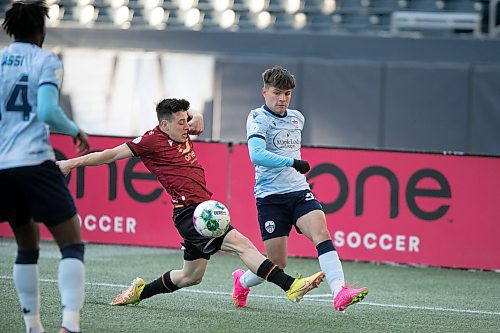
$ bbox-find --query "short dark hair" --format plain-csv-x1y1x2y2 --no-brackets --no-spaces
262,66,296,90
156,98,190,122
2,1,48,40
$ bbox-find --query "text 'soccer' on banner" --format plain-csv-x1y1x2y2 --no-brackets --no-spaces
1,135,499,270
229,144,500,271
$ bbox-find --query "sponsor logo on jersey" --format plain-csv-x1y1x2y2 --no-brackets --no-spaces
272,129,301,151
132,136,142,144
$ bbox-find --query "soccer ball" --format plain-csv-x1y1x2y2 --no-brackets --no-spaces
193,200,231,238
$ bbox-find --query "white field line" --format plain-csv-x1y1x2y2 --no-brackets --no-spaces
1,275,500,316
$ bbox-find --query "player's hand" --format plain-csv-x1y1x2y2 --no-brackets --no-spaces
188,114,204,135
56,160,72,176
292,159,310,174
74,130,90,154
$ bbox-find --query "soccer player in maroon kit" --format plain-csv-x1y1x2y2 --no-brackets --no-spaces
57,98,324,306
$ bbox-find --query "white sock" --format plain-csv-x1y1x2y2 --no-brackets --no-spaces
318,251,345,297
58,258,85,332
62,311,81,332
240,270,265,289
13,264,44,333
23,314,44,333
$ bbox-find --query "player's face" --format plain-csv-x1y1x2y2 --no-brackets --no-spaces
163,111,190,142
262,85,292,115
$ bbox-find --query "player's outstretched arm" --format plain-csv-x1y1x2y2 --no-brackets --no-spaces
56,143,133,176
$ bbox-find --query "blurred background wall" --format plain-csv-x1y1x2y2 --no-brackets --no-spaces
1,0,499,155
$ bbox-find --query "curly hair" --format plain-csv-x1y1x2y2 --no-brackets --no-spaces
156,98,190,122
2,1,48,40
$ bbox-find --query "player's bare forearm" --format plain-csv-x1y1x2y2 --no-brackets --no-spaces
57,143,133,175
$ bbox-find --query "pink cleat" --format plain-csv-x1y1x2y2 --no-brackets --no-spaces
232,269,250,307
333,285,368,312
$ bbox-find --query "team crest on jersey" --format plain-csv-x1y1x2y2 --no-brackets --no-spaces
265,221,276,233
290,117,300,127
168,139,173,146
132,136,142,144
177,140,191,155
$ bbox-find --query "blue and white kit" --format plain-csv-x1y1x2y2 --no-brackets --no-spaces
246,105,310,198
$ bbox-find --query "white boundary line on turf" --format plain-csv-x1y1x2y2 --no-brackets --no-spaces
1,275,499,316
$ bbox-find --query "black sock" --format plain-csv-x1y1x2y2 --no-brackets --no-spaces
256,259,294,292
140,271,179,300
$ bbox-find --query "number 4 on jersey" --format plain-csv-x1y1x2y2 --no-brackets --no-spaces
1,74,32,121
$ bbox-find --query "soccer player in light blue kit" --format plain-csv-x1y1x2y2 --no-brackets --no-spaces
0,2,89,332
232,66,368,312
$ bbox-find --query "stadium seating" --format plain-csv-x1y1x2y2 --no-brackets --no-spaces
390,11,482,36
0,0,497,37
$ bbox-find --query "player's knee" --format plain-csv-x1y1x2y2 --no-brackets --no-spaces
15,249,39,264
60,243,85,262
313,226,331,243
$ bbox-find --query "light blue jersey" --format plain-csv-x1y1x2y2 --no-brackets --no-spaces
0,42,62,170
246,105,310,198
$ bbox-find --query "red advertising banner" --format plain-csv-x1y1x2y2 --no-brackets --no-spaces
1,136,499,270
0,134,230,249
229,144,500,271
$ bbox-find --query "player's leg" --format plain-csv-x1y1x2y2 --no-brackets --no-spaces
263,236,288,269
48,216,85,333
111,209,212,307
9,219,45,333
221,229,324,304
111,255,209,305
296,209,345,293
231,236,292,305
230,195,294,307
26,161,85,332
295,195,368,311
140,257,209,301
232,236,289,306
1,168,45,333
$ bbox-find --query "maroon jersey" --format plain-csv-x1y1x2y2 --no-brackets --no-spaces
126,126,212,206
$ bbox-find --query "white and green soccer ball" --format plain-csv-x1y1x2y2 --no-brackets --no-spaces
193,200,231,238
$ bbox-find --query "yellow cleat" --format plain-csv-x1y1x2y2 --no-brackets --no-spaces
286,271,325,303
110,277,145,306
